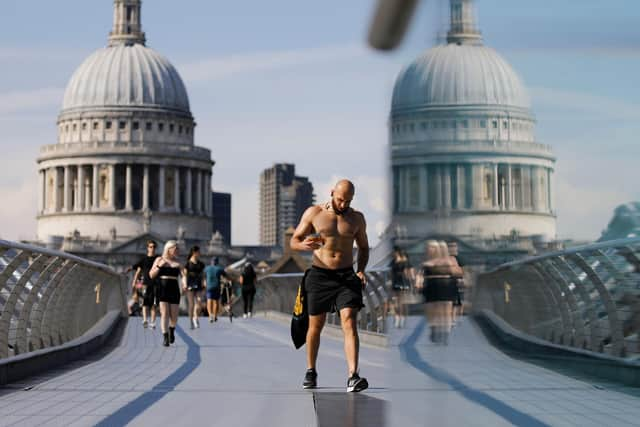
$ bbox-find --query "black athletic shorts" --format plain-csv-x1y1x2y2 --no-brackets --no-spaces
305,266,364,316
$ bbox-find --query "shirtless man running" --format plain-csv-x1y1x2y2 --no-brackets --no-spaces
290,179,370,392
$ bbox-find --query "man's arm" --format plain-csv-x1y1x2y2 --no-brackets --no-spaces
290,206,322,252
354,212,369,283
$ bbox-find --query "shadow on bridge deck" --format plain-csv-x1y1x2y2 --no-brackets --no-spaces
1,314,640,426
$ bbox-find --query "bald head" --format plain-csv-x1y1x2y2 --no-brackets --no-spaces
334,179,355,195
330,179,355,214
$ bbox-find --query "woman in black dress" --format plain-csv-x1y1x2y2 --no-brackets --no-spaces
183,246,205,329
421,240,462,344
150,240,183,347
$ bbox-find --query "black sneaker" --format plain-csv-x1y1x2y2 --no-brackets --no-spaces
169,327,175,344
162,332,169,347
347,373,368,393
303,369,317,389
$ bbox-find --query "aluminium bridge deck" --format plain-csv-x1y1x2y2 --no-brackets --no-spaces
1,315,639,426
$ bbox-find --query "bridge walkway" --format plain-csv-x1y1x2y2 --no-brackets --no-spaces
1,315,640,426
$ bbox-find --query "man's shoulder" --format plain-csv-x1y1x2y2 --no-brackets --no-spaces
348,208,366,221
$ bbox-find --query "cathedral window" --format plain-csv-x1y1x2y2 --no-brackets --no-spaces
421,122,427,130
82,122,87,130
480,120,487,128
186,127,191,135
179,125,183,134
462,120,469,128
119,121,126,130
169,124,175,133
492,120,498,129
93,122,99,130
65,124,69,132
72,123,77,131
503,121,508,129
158,123,164,132
133,121,139,130
106,121,112,130
146,122,153,131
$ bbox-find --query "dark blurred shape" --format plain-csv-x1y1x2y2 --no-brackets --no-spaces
367,0,420,51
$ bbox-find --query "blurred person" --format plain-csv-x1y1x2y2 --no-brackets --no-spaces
290,179,370,392
183,246,205,329
240,263,257,318
438,241,460,330
131,240,159,328
447,241,465,324
150,240,182,347
204,257,228,322
422,240,461,345
391,246,410,328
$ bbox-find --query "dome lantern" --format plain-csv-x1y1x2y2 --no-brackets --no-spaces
108,0,146,46
447,0,482,46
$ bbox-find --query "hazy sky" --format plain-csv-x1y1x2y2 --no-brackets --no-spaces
1,0,639,245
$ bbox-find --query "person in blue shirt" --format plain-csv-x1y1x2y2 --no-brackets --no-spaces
205,257,228,322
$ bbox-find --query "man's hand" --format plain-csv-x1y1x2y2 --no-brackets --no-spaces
356,271,367,289
300,236,323,251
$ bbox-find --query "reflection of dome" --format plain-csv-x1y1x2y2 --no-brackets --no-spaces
392,44,530,111
390,0,556,241
62,44,190,115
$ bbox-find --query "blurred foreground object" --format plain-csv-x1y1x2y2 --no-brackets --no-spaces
368,0,420,51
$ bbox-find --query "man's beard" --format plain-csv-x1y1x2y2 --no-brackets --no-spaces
331,200,346,215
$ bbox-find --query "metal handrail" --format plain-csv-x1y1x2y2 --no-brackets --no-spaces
0,240,126,358
475,237,640,359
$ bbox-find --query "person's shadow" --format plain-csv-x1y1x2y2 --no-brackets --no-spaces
314,392,389,427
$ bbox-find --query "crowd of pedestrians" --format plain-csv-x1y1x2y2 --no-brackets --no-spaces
127,241,258,346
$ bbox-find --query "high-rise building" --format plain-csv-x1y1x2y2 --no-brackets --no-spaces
212,192,232,245
260,164,314,247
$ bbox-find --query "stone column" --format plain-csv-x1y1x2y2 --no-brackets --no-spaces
84,172,90,211
548,168,553,213
76,165,84,212
493,163,499,208
37,170,44,215
63,166,71,212
531,166,540,212
158,166,166,211
433,165,442,210
204,172,210,216
52,167,60,212
186,168,192,213
442,164,452,209
471,164,483,209
142,165,149,210
419,165,428,210
174,167,181,213
125,164,132,210
109,164,116,209
456,164,465,209
195,170,202,215
92,164,99,210
506,164,513,210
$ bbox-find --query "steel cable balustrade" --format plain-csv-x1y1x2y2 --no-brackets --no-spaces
254,268,392,334
474,237,640,358
0,240,126,358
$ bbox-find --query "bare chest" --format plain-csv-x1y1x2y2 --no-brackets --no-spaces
312,211,359,238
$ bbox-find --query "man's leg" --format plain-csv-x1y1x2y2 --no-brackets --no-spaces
339,307,359,375
306,313,326,370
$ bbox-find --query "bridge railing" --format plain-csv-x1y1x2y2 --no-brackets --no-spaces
0,240,127,359
474,237,640,358
256,268,391,334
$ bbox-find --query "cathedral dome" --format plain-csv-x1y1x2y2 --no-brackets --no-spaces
61,44,190,115
391,44,530,112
